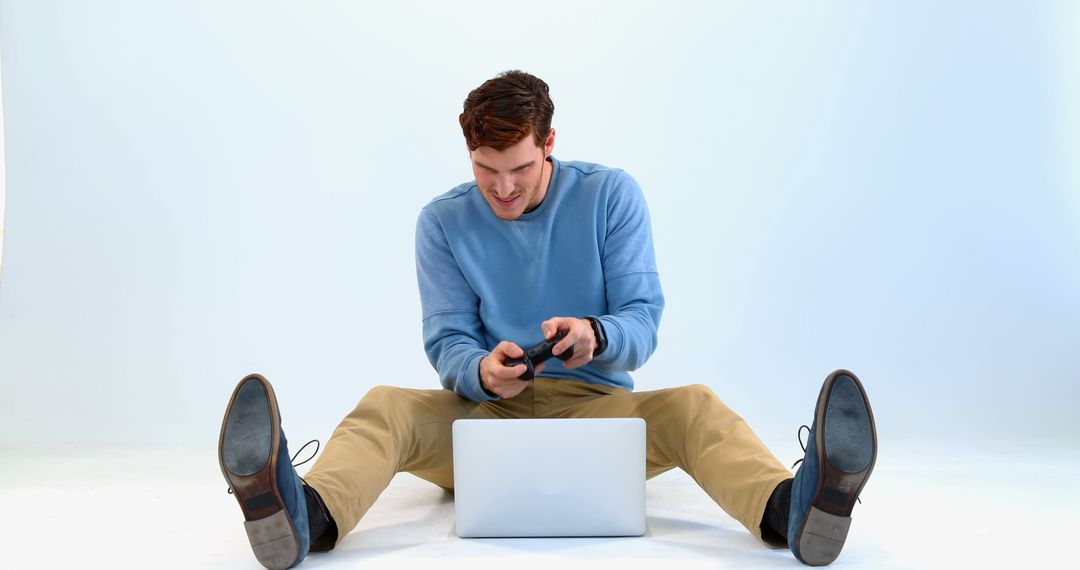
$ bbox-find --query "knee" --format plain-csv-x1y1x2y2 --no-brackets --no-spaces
354,385,407,411
677,384,730,413
680,384,717,402
365,385,401,400
360,384,406,403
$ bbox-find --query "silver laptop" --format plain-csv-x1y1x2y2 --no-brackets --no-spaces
452,417,646,538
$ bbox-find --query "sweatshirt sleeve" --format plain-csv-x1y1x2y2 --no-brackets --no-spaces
590,171,665,372
415,207,499,402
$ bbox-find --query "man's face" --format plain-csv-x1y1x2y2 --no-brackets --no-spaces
470,129,556,221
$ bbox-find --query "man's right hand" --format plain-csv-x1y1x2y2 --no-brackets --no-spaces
479,341,545,399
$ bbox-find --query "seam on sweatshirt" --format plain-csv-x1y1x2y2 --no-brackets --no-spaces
605,270,660,282
422,309,479,321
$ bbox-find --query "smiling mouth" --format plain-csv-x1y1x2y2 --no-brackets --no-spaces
493,195,519,206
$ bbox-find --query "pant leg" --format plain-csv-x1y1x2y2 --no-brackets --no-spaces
302,383,535,548
532,378,792,545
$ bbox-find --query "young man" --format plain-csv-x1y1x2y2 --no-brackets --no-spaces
218,70,877,569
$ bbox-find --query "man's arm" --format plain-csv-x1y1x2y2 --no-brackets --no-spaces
417,206,551,400
415,207,498,402
582,171,665,371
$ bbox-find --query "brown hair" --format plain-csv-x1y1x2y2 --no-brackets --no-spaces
459,70,555,151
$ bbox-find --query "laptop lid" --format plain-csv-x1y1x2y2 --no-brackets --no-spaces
452,417,646,538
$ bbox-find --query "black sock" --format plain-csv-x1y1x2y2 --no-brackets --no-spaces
762,478,793,541
302,482,337,551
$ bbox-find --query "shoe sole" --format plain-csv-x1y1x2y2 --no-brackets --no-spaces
218,374,303,570
794,369,877,567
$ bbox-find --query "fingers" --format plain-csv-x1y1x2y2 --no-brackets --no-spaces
481,343,532,398
542,317,576,357
492,362,528,380
541,317,596,369
492,342,527,377
541,317,573,340
552,333,574,358
493,340,524,360
561,348,592,370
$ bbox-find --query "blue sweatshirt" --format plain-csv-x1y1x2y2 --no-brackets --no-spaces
415,157,664,402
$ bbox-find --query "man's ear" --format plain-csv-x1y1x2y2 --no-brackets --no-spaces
544,128,556,156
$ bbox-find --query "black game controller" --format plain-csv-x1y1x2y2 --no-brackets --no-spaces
505,329,574,380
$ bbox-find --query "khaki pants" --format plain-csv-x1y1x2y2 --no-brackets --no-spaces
304,378,792,548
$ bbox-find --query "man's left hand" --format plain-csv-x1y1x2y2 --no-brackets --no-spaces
540,317,597,370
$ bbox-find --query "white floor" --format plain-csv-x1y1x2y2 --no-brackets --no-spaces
1,441,1076,569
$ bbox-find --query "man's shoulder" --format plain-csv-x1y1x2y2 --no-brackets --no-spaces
420,180,478,224
559,159,626,180
426,180,476,208
557,159,641,203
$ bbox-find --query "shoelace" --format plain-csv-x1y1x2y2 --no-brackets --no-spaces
791,426,860,504
291,439,320,468
790,425,811,469
226,439,321,495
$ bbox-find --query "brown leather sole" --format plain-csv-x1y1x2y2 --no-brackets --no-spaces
218,373,302,570
795,369,877,566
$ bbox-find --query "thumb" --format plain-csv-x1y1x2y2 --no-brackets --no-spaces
542,319,563,339
506,342,525,358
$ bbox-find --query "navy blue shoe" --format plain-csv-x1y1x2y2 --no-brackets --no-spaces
788,370,877,566
219,374,311,569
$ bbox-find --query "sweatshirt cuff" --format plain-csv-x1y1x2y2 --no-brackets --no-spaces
590,315,623,366
463,352,501,402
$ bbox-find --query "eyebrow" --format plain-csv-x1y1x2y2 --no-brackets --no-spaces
474,159,536,173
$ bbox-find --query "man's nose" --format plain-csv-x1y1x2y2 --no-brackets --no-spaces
494,175,515,196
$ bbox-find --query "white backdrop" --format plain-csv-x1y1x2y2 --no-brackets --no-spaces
1,0,1078,452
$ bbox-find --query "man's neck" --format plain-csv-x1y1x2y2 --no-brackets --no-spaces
525,157,554,214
